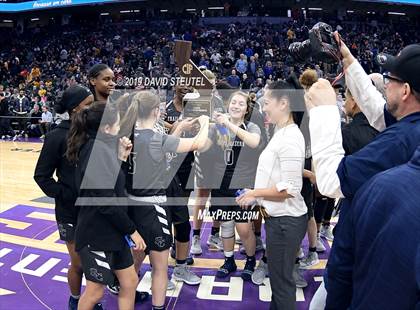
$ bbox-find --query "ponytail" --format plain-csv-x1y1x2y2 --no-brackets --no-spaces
119,91,160,137
66,108,89,164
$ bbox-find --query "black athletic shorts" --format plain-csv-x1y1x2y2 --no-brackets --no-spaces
130,203,172,254
57,222,76,242
209,189,259,223
55,203,79,225
301,158,314,219
79,245,133,286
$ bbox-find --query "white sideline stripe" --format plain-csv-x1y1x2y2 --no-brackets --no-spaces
91,251,106,258
95,258,111,270
162,227,171,235
154,205,166,216
158,216,168,226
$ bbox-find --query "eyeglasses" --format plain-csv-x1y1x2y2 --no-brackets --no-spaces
383,74,404,85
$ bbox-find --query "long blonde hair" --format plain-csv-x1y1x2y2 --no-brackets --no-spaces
119,91,160,137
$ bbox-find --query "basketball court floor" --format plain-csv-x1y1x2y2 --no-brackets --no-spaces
0,138,332,309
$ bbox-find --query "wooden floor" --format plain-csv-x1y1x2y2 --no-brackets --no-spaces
0,140,49,213
0,139,331,271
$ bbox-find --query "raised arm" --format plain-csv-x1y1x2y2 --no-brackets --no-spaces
335,32,387,131
176,115,210,153
305,79,345,198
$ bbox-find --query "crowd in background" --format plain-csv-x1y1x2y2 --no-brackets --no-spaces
0,12,419,138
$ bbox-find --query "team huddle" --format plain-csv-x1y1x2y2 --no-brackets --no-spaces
32,34,420,310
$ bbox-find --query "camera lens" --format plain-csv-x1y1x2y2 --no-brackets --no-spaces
288,40,312,63
377,54,388,65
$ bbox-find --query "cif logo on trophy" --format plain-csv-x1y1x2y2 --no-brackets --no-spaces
174,40,224,120
182,63,193,75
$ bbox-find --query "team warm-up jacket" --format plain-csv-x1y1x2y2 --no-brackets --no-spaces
34,120,79,223
334,146,420,309
74,132,136,251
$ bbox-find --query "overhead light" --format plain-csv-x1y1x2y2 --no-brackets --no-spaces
100,12,109,16
186,8,196,12
388,12,405,15
120,10,131,13
3,20,13,23
208,6,224,10
308,7,322,11
347,10,354,13
160,9,168,12
134,9,139,12
31,18,40,21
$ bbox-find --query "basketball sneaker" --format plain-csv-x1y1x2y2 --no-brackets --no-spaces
190,235,203,255
320,225,334,241
241,258,256,282
172,265,201,285
251,260,269,285
299,251,319,269
216,257,237,278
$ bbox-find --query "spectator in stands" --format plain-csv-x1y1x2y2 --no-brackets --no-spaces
40,105,53,138
248,55,257,78
28,103,42,137
241,73,253,90
227,69,240,88
0,90,15,139
235,54,248,75
12,89,31,136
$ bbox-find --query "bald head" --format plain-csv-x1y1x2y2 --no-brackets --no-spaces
369,73,386,100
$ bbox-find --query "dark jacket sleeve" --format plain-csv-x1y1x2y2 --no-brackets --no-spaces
325,198,356,309
341,126,351,156
33,132,73,202
337,129,409,200
82,141,136,236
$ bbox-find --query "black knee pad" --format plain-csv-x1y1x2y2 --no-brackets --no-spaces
174,221,191,243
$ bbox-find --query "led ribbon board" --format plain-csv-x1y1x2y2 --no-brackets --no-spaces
0,0,142,12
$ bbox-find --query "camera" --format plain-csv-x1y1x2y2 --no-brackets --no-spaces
288,22,341,64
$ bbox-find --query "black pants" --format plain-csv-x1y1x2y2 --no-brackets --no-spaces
266,214,307,310
0,118,14,136
314,196,335,224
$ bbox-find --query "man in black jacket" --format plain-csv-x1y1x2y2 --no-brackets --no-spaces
0,92,15,138
342,87,379,155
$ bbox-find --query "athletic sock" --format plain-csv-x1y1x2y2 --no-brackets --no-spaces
246,255,256,263
176,259,187,266
261,255,267,264
254,231,261,237
70,295,80,300
152,305,165,310
193,229,201,236
211,226,219,236
309,247,317,253
295,257,300,264
224,250,234,259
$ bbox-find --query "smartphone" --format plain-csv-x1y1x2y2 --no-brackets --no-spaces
124,235,136,248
